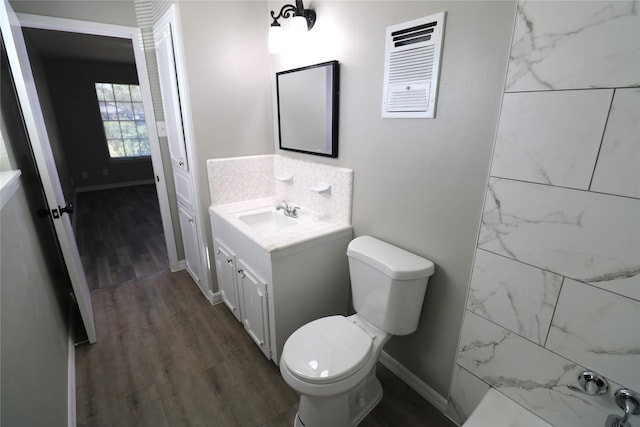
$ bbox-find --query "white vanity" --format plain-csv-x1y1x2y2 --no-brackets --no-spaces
207,155,354,364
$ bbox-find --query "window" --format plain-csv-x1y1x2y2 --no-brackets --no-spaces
95,83,150,158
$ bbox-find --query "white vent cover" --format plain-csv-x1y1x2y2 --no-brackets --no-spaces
381,12,446,119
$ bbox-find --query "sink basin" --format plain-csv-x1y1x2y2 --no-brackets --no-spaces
238,210,297,233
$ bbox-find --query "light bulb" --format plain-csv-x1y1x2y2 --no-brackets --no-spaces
289,15,308,38
268,25,285,54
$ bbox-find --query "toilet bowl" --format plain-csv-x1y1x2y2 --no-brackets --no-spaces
463,388,553,427
280,314,390,426
280,236,435,427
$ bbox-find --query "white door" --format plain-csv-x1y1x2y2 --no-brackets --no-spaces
154,18,188,172
214,239,241,321
237,259,270,359
0,2,96,342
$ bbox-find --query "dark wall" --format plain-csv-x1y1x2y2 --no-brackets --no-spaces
44,58,153,189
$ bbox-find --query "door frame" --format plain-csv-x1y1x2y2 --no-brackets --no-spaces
14,13,180,271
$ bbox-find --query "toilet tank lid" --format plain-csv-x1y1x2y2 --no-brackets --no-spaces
347,236,435,280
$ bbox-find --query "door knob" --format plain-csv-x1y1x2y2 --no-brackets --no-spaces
59,204,73,215
36,208,51,218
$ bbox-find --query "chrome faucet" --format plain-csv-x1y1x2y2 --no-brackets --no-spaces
276,200,300,218
606,389,640,427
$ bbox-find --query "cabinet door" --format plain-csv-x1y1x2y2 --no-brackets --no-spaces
154,21,188,172
237,259,270,359
214,239,241,322
178,204,201,284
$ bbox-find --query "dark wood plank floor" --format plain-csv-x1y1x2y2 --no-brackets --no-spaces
75,184,168,290
76,270,456,427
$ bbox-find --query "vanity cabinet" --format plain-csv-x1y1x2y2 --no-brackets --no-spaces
213,237,271,359
210,209,352,364
213,239,240,321
237,258,270,358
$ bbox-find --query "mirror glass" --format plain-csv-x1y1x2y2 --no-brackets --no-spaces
276,60,339,158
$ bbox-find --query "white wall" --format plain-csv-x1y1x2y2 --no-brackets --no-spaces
269,0,516,397
449,1,640,426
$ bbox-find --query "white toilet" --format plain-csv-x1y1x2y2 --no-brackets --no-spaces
279,236,435,427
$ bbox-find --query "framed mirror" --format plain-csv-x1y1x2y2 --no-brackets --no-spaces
276,60,339,158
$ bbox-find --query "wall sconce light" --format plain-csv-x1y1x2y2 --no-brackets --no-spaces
269,0,316,54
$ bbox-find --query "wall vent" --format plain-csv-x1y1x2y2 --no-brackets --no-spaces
381,12,446,119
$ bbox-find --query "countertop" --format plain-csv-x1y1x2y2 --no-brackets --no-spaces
209,197,352,252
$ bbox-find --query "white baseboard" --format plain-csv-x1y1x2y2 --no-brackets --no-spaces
378,351,449,413
210,291,222,304
170,260,187,272
75,179,155,193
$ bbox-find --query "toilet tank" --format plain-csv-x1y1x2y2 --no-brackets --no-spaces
347,236,435,335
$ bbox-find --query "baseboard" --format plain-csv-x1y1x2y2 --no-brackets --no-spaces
67,310,76,427
75,179,155,193
170,260,187,272
378,351,449,414
210,291,222,304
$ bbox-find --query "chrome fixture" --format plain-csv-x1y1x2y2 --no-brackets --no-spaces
568,371,609,395
268,0,316,54
606,389,640,427
276,200,300,218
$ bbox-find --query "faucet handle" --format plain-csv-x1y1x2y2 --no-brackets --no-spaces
277,200,288,211
613,389,640,427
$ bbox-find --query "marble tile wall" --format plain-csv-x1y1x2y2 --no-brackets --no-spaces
447,1,640,426
274,155,353,224
207,154,353,224
207,155,275,205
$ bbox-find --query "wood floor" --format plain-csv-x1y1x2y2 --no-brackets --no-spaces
75,184,168,291
76,270,456,427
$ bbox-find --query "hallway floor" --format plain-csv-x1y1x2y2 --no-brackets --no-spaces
75,270,456,427
75,184,168,291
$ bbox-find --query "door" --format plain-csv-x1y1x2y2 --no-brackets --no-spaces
214,239,241,321
0,2,96,342
237,259,270,359
154,18,188,172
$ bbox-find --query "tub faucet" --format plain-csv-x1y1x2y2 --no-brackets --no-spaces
277,200,300,218
606,389,640,427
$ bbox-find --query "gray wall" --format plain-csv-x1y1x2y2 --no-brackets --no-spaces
270,1,516,397
42,58,154,189
1,186,71,427
175,1,275,292
9,0,137,27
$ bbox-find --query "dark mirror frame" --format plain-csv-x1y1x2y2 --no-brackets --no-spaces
276,60,339,158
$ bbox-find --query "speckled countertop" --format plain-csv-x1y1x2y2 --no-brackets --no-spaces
209,197,352,252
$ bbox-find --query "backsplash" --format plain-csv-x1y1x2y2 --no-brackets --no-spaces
207,155,275,206
447,1,640,426
207,154,353,224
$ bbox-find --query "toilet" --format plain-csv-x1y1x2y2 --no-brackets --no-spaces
279,236,435,427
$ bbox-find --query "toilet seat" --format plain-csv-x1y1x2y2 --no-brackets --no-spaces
282,316,373,385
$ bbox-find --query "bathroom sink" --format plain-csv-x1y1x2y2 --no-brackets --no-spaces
238,210,297,233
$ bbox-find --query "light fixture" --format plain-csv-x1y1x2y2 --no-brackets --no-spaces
268,0,316,54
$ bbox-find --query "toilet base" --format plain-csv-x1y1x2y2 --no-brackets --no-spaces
293,369,383,427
